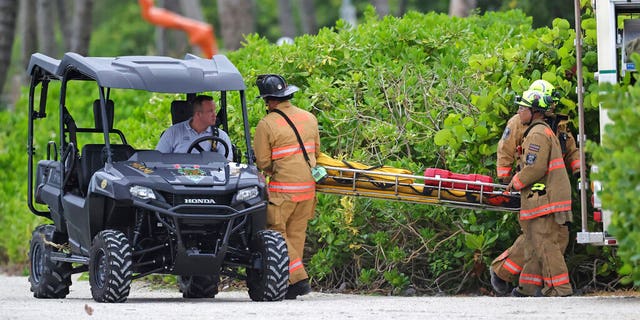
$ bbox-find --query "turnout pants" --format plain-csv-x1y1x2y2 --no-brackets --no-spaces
491,225,569,283
267,197,316,284
516,214,572,297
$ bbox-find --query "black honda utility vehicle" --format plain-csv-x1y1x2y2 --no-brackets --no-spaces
26,52,288,302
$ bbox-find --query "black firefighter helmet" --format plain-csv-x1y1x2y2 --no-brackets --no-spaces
256,74,299,99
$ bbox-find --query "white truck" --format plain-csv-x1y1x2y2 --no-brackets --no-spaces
575,0,640,245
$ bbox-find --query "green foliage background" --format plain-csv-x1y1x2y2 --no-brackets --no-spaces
0,4,635,292
591,61,640,287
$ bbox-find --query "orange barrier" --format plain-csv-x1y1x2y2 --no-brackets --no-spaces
139,0,217,58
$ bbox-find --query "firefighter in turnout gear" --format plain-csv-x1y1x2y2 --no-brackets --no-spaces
505,90,573,297
253,74,320,300
496,80,580,183
490,80,579,295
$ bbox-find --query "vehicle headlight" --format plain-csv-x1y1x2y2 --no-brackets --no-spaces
235,186,259,202
130,185,156,200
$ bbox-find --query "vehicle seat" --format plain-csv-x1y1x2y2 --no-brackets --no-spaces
171,100,192,124
79,144,135,193
93,99,114,130
160,100,193,139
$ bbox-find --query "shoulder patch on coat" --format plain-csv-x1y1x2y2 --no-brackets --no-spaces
525,153,537,165
528,144,541,152
501,127,511,140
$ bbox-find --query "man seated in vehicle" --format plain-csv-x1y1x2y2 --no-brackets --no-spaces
156,95,233,160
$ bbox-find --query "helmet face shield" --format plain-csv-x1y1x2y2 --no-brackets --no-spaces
518,89,552,112
531,95,553,110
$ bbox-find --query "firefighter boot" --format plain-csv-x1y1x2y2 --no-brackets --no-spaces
285,279,311,300
511,287,529,297
511,287,543,297
490,269,512,295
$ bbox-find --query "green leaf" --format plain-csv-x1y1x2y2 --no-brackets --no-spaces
581,18,596,30
553,18,571,31
462,116,474,128
434,129,453,146
474,125,489,138
464,233,485,250
444,114,461,127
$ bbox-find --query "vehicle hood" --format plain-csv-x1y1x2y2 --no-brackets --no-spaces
120,161,229,186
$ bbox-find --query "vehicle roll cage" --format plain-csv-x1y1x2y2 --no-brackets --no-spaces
27,52,254,218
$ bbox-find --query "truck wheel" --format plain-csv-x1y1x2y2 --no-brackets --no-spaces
89,230,132,303
246,230,289,301
28,225,72,298
178,275,219,298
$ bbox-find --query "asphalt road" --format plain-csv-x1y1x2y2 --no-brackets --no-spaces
2,274,640,320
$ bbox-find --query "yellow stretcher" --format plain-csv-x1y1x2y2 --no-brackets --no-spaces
315,155,520,213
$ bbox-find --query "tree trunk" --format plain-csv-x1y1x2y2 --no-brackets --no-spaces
217,0,255,51
36,0,58,56
179,0,204,21
397,0,408,16
0,0,18,103
340,0,357,27
372,0,390,17
448,0,477,17
299,0,317,35
154,0,166,56
20,0,37,69
56,0,71,51
163,0,188,57
278,0,296,38
70,0,93,55
179,0,205,56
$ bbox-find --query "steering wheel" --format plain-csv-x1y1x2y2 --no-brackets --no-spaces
186,136,230,158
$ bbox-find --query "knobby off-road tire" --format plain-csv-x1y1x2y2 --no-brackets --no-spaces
247,230,289,301
178,275,219,298
29,224,72,298
89,230,132,303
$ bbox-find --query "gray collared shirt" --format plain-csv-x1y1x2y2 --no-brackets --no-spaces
156,119,233,160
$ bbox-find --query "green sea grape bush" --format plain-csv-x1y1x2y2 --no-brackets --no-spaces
591,73,640,287
228,7,614,294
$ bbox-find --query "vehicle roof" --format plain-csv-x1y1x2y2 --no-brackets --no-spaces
27,53,62,79
27,52,246,93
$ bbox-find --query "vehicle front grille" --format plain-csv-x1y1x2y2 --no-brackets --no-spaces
159,192,233,206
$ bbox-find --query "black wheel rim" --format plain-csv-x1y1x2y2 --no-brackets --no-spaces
31,243,44,283
255,252,265,279
93,248,107,288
